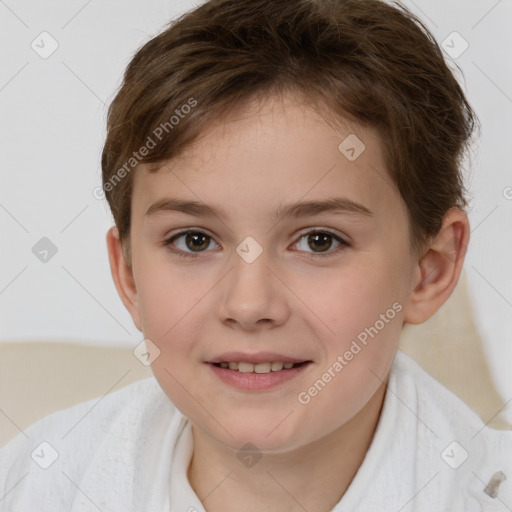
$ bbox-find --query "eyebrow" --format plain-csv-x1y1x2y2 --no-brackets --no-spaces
145,197,373,221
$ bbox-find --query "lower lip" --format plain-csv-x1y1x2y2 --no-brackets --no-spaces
206,362,312,391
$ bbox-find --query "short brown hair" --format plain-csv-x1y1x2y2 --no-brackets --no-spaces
101,0,477,266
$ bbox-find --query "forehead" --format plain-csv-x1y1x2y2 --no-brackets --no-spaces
132,92,405,228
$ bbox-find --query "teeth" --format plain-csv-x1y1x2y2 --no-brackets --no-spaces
255,363,272,374
239,362,258,373
215,361,303,373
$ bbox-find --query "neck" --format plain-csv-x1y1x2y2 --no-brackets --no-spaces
187,381,387,512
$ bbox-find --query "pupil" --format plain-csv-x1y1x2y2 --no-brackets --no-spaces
309,233,331,252
186,232,209,251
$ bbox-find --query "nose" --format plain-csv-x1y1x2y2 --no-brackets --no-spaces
217,248,290,331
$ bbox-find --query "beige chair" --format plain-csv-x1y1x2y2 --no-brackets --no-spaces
0,270,509,448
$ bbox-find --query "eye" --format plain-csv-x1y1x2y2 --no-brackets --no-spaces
292,230,350,259
162,228,350,260
163,229,219,259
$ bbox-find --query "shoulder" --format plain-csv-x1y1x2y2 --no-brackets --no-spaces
391,349,508,431
391,349,511,440
339,352,512,510
0,376,180,510
1,376,166,448
391,350,512,505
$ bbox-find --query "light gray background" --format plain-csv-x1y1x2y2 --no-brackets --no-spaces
1,1,511,406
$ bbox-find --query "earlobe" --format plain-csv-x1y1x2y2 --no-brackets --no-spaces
403,208,470,325
105,226,142,332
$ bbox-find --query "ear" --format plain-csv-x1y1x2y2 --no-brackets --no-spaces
403,207,470,325
106,226,142,332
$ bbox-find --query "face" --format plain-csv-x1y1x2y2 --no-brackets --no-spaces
125,92,417,453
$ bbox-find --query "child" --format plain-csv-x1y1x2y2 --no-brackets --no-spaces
1,0,511,510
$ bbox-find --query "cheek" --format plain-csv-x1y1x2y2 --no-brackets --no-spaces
299,260,400,335
135,254,207,336
296,291,401,432
141,286,208,420
297,260,404,384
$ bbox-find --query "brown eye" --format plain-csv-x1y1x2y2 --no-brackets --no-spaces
294,230,350,258
307,232,333,252
163,230,219,259
184,232,210,252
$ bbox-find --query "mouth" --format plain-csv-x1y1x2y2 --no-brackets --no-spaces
206,360,313,391
210,361,311,373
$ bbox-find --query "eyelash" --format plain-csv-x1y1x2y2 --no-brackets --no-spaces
162,229,350,260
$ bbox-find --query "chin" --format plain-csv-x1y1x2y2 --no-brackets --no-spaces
209,417,306,453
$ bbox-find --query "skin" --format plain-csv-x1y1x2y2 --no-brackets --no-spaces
106,91,470,511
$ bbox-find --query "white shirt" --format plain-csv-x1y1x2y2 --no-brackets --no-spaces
1,350,511,511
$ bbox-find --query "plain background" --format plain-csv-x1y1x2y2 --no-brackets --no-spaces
1,0,511,404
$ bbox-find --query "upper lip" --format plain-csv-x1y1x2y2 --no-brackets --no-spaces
207,351,311,364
